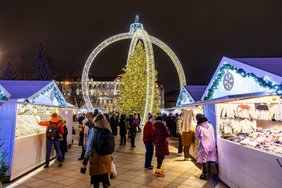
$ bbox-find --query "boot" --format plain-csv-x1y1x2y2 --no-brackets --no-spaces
200,163,209,180
155,168,165,177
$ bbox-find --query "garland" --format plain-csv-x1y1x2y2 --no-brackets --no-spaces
204,63,282,100
0,90,8,100
176,89,193,107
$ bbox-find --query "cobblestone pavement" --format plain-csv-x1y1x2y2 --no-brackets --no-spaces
4,128,228,188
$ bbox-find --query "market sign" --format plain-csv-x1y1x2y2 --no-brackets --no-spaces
202,57,282,100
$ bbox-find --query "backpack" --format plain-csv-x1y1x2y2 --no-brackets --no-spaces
94,127,115,156
46,121,60,140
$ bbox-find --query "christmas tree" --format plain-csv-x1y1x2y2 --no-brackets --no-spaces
34,41,50,80
0,60,16,80
117,41,160,118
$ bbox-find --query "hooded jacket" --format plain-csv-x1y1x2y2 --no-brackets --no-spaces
86,117,112,175
38,116,64,135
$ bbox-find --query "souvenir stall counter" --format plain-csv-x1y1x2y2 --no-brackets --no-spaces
215,95,282,188
0,102,74,181
200,57,282,187
0,80,74,181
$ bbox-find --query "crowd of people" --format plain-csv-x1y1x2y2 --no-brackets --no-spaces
38,109,217,187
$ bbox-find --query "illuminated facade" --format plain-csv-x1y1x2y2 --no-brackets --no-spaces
57,78,165,112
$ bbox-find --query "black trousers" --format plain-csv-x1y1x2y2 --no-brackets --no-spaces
120,135,126,145
157,156,165,169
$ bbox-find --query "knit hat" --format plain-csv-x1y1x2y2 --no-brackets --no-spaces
196,113,208,124
51,112,57,117
93,109,99,117
148,113,153,120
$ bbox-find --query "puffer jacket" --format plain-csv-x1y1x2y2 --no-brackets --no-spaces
89,118,112,175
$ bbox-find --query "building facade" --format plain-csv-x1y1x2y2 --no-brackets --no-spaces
57,77,165,112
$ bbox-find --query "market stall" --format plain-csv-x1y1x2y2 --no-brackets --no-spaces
201,57,282,188
0,80,74,181
176,85,206,159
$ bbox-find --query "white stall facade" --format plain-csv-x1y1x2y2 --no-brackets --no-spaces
201,57,282,188
0,80,74,181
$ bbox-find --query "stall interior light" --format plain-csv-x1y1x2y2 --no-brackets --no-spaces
65,110,68,114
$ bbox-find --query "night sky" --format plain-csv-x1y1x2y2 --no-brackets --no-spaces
0,0,282,92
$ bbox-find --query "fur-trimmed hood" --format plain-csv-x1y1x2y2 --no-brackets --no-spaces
94,118,112,132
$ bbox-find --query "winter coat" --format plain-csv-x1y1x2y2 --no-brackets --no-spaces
38,116,64,135
195,121,217,163
154,120,170,157
88,118,112,175
119,117,127,136
143,120,154,142
60,125,68,152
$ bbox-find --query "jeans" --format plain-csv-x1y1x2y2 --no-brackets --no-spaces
46,138,63,165
144,142,154,167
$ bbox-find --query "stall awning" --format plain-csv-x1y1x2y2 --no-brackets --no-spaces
182,92,278,107
0,80,67,107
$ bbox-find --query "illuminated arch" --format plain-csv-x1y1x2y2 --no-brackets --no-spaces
82,30,186,124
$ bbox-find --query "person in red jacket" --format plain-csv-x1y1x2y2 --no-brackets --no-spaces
143,113,155,170
38,112,64,168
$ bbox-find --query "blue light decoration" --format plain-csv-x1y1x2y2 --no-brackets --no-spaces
203,63,282,100
30,83,66,107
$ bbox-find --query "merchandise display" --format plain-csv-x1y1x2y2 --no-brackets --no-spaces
217,97,282,155
15,115,46,138
15,105,55,138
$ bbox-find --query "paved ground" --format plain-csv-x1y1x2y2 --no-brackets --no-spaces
3,128,228,188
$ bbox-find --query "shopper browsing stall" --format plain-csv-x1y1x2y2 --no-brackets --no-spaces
38,112,64,168
195,114,217,180
181,109,195,160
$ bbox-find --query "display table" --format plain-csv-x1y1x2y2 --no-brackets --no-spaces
218,138,282,188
